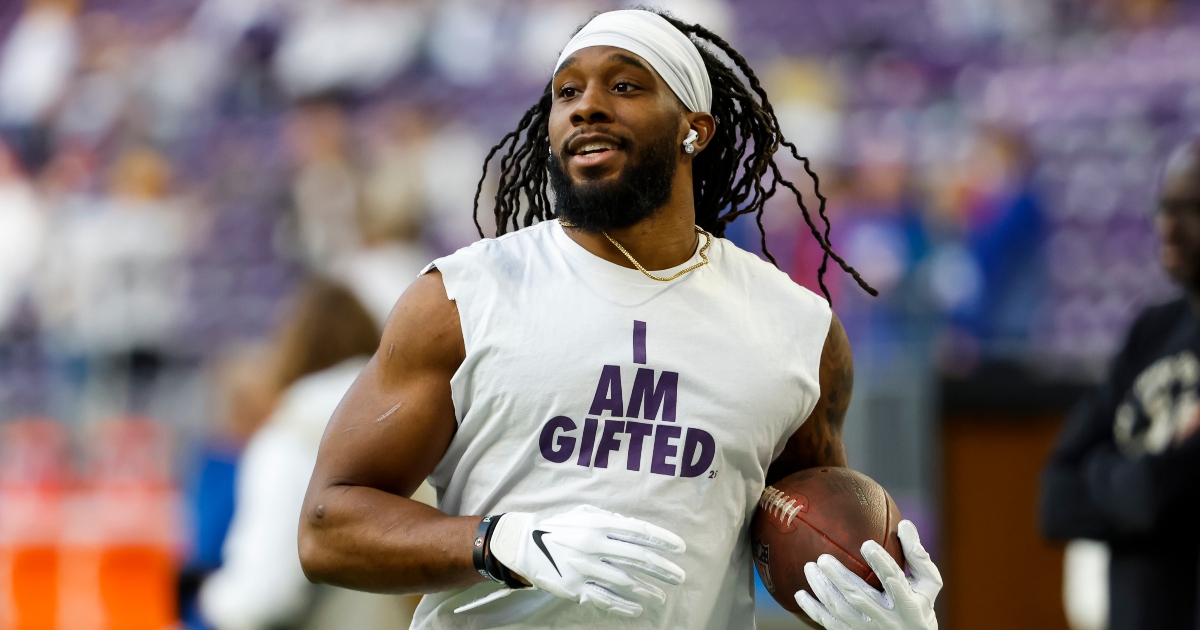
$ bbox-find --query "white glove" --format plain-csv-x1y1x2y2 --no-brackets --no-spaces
488,505,686,617
795,519,942,630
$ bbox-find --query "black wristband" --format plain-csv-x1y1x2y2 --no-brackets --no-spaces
472,514,530,589
472,515,501,582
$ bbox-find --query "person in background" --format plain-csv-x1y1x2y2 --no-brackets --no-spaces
179,343,278,630
199,278,422,630
283,95,363,272
1039,138,1200,630
0,0,79,169
36,145,194,416
0,141,46,331
331,104,433,327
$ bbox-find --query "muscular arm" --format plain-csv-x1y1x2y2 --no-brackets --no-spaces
298,271,485,594
767,312,852,485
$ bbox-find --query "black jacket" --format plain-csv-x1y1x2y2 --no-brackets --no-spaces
1039,297,1200,630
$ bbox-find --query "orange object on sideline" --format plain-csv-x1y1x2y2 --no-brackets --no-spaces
1,541,59,630
0,420,69,630
57,539,177,630
98,545,176,630
56,418,181,630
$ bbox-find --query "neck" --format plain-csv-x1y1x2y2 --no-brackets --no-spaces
563,169,698,271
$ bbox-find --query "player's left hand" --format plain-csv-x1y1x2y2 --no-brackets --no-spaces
794,519,941,630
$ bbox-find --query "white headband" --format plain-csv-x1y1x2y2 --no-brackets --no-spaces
554,10,712,114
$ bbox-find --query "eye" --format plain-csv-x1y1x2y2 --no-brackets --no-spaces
614,82,636,93
558,86,578,99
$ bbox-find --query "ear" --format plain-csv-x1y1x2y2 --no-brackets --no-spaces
681,112,717,157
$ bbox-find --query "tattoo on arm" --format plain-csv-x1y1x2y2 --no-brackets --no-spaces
767,313,853,484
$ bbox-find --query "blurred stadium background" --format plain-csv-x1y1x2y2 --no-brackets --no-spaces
0,0,1194,628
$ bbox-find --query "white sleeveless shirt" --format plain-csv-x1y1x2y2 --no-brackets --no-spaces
410,220,831,630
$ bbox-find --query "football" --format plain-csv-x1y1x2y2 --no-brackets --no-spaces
751,467,905,615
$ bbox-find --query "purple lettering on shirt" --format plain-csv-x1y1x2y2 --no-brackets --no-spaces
576,417,599,467
679,427,716,478
650,424,682,476
593,420,626,468
625,421,653,471
626,369,678,422
633,321,647,364
588,365,625,417
539,416,577,463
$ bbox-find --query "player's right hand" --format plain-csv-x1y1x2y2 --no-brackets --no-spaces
795,520,941,630
489,505,687,617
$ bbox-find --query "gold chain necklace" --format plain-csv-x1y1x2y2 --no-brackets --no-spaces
560,219,711,282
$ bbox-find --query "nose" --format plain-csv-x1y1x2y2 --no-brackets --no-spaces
569,85,614,127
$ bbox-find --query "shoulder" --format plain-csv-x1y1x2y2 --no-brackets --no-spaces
710,236,831,317
1133,296,1190,328
432,223,554,269
1124,296,1191,348
426,222,556,298
376,269,464,377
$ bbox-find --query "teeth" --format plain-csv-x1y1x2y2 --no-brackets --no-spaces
579,142,614,154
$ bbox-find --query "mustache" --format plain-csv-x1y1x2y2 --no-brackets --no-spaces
558,129,633,155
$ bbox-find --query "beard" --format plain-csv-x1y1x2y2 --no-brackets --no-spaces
547,128,678,232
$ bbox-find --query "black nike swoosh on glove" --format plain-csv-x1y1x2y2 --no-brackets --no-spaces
532,530,562,577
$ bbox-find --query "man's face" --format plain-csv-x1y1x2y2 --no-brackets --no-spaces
1157,147,1200,291
547,46,687,231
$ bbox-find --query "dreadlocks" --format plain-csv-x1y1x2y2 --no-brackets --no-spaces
471,10,877,302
